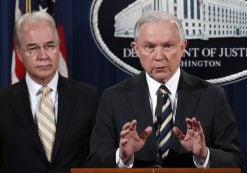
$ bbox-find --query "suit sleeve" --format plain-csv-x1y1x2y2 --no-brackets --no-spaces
208,87,243,168
86,90,119,167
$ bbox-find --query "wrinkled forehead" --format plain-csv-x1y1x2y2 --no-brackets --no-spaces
136,18,182,39
20,20,59,44
136,20,181,40
21,20,54,33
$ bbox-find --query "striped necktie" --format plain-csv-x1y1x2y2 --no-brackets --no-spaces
36,86,56,162
155,85,173,159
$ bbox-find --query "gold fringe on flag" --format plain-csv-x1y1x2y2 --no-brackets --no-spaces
25,0,32,13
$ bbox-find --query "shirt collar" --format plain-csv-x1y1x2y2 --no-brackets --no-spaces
26,71,59,96
146,68,180,97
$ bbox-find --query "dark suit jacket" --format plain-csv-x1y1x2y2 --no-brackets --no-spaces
87,70,243,169
0,76,99,173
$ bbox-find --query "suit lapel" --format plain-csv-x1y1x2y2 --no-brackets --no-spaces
52,76,74,161
9,80,47,160
175,92,199,128
125,72,157,159
171,71,202,150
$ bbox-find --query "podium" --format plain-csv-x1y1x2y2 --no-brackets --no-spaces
71,168,241,173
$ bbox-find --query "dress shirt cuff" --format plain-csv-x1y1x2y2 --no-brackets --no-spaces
193,148,210,168
116,148,134,168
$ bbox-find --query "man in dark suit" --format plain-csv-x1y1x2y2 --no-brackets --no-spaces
0,11,98,173
87,11,243,169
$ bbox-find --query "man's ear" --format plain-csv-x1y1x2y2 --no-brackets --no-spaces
130,41,139,57
180,40,187,60
181,39,187,50
184,40,188,48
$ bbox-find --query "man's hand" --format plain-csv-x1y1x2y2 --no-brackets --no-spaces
119,119,152,164
173,117,208,164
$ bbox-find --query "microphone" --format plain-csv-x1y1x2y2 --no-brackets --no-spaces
153,92,163,168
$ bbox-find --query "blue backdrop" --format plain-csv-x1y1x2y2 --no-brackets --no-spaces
0,0,247,171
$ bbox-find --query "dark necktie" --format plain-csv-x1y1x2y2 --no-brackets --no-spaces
155,85,173,159
36,86,56,162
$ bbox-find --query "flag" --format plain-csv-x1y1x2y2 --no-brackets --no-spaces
11,0,68,84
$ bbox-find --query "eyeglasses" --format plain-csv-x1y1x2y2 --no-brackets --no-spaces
20,43,58,57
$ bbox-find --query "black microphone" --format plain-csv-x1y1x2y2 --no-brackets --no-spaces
153,92,163,168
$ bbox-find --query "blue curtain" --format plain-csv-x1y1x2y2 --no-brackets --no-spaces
0,0,15,87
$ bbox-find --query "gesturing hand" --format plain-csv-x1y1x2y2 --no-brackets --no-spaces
173,117,208,164
119,119,152,164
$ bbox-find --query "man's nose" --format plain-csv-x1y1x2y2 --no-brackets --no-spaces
154,46,164,60
38,47,48,59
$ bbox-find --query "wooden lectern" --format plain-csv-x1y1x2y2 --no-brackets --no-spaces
71,168,241,173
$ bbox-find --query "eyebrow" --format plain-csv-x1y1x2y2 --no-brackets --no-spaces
26,43,38,48
45,41,56,45
26,41,56,48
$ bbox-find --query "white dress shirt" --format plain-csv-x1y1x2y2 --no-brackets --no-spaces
25,71,59,121
146,68,180,123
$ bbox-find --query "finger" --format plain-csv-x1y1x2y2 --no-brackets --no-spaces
198,121,205,139
190,117,197,131
189,118,198,137
187,128,195,136
119,138,128,147
185,117,192,123
193,117,200,132
198,121,203,133
190,117,200,132
185,118,193,129
129,119,137,131
120,129,129,138
122,122,131,130
139,126,152,141
173,126,185,140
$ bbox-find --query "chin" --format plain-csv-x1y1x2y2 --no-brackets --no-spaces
37,71,54,78
151,73,167,82
152,77,165,83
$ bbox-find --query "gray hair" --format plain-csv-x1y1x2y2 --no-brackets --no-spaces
14,11,59,46
133,11,185,41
